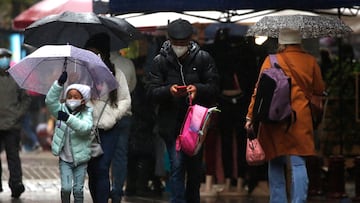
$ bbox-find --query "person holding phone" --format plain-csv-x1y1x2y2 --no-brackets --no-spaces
146,19,219,203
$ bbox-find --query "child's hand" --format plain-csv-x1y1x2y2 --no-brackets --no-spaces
58,111,69,121
58,71,68,86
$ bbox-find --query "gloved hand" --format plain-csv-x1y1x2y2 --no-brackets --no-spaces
58,71,68,86
57,111,69,121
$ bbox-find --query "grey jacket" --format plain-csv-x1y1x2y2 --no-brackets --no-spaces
0,72,31,130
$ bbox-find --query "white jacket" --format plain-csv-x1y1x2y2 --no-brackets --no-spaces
88,67,131,130
110,51,137,93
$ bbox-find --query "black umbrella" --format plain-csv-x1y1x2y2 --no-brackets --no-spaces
24,11,143,51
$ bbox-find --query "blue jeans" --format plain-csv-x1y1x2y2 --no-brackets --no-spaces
268,155,308,203
59,159,87,203
165,139,203,203
111,115,131,200
87,121,120,203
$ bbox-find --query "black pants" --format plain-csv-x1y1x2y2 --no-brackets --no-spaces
0,129,23,186
219,98,247,180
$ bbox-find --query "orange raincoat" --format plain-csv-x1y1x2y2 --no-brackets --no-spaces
247,45,325,161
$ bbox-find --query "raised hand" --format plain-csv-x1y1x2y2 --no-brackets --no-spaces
58,71,68,86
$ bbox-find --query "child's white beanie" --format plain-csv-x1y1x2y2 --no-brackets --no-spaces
65,84,91,102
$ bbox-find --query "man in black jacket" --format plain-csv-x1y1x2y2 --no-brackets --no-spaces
146,19,219,203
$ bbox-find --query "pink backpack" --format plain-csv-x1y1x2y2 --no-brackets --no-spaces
176,100,219,156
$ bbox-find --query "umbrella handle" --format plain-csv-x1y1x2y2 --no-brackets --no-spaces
63,57,67,71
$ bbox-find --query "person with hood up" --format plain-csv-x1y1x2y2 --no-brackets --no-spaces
245,28,325,203
45,71,93,203
146,19,219,203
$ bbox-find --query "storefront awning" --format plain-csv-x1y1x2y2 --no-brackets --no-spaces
109,0,359,15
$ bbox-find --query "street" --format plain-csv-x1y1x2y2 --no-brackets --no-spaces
0,151,356,203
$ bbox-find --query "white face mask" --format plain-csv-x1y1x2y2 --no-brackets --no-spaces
172,45,188,58
66,99,82,111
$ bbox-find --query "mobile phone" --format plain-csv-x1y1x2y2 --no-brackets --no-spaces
177,85,187,92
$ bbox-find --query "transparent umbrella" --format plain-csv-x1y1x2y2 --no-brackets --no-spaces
8,44,118,99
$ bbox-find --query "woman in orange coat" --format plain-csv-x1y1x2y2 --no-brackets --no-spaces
245,28,325,203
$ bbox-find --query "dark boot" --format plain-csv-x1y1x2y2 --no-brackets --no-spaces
125,155,138,196
136,159,153,197
61,190,71,203
327,155,347,199
353,156,360,201
9,182,25,198
306,156,323,196
151,176,164,197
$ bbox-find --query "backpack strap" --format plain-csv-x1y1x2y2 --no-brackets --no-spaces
270,54,297,129
269,54,278,68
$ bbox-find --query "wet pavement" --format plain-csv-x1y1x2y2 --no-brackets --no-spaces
0,151,357,202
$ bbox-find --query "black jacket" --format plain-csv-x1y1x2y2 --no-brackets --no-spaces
146,40,219,142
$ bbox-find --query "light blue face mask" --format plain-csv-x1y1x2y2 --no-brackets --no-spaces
0,57,10,69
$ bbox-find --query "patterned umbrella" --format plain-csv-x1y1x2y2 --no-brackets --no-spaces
246,14,353,38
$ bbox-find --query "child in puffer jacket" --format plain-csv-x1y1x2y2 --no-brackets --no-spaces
45,71,93,203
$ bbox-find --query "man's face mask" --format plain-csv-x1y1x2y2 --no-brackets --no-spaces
172,45,188,58
0,57,10,69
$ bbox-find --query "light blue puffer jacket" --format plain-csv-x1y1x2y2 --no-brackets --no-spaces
45,81,93,166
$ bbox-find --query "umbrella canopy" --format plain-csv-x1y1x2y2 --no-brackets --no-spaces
24,11,142,51
8,44,119,99
246,14,353,38
12,0,93,30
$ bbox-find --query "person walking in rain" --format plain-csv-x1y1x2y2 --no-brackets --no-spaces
0,48,30,198
245,28,325,203
84,33,131,203
146,19,219,203
45,71,93,203
109,50,136,202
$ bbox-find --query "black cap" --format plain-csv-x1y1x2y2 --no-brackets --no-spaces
0,48,12,57
167,19,193,40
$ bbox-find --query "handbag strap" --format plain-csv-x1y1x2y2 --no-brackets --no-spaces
95,99,109,128
279,53,312,100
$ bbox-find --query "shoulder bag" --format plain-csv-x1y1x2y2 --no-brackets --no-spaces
90,99,108,158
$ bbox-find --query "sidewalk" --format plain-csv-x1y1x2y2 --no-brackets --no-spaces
0,150,357,202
